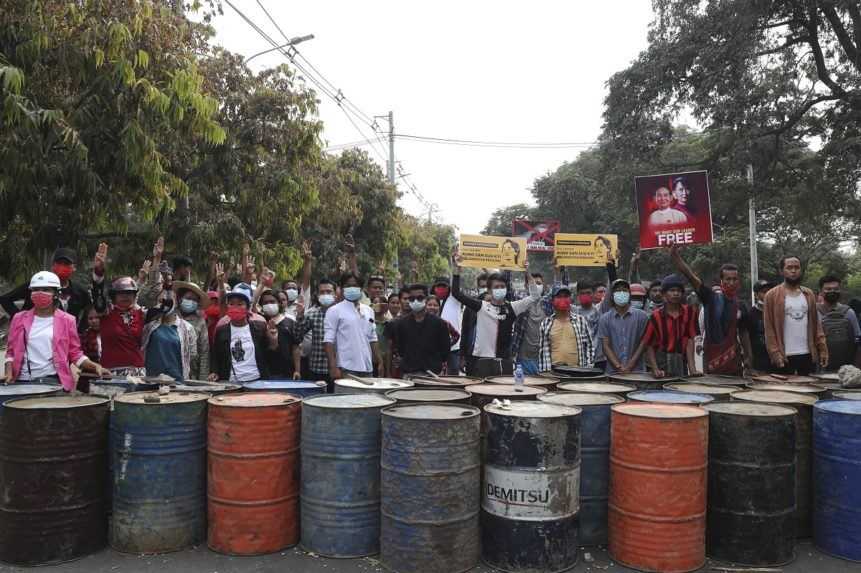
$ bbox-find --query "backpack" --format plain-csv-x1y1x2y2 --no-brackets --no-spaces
818,303,856,369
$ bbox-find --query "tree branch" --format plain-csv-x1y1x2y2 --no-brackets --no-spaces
804,6,849,97
758,94,841,136
820,2,860,69
755,35,810,56
845,2,861,61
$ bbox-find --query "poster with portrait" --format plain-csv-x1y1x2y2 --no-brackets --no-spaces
634,170,714,250
458,234,527,271
554,233,619,267
512,219,560,252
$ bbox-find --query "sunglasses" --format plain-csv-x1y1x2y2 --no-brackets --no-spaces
407,295,426,302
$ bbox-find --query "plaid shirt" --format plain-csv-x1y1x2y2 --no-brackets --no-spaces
538,312,595,372
291,306,329,374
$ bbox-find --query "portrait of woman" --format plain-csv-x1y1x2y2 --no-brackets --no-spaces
500,239,522,267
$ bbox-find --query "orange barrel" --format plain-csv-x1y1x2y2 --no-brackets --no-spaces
207,392,301,555
609,403,708,573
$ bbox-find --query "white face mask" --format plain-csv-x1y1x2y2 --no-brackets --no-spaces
492,288,507,301
262,303,280,318
318,294,335,307
285,288,299,302
409,300,426,313
529,284,543,297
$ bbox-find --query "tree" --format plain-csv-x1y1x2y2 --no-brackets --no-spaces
482,203,538,236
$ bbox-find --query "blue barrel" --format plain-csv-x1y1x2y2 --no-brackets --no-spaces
627,389,715,405
538,392,624,545
110,391,210,553
814,399,861,561
381,403,481,573
301,393,395,557
244,380,326,398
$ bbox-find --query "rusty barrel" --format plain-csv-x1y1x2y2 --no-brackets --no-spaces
172,382,242,395
0,396,109,565
627,389,715,406
814,400,861,561
703,402,797,565
664,382,736,402
732,389,817,538
609,403,707,573
335,378,414,394
482,401,582,572
834,391,861,400
385,387,472,404
0,385,61,411
409,375,483,388
538,393,625,546
110,391,209,554
207,392,300,555
487,375,559,391
381,403,481,573
557,380,636,395
609,372,681,391
468,384,546,461
301,393,395,557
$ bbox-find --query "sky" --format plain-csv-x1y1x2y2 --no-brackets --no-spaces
209,1,655,234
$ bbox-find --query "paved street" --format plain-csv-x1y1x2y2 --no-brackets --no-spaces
0,541,855,573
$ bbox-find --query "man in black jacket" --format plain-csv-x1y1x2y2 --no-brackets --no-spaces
0,248,91,329
208,287,273,382
391,284,453,376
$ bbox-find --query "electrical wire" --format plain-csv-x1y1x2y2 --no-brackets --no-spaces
396,133,598,149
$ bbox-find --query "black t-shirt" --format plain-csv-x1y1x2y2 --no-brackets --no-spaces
748,306,770,371
392,314,452,374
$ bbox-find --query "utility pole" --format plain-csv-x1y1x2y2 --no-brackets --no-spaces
387,111,395,184
747,163,758,299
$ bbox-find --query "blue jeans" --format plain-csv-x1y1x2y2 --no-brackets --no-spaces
517,359,540,375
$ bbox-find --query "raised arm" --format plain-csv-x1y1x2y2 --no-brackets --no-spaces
669,245,703,291
300,240,313,295
450,249,483,312
91,242,109,314
628,248,641,284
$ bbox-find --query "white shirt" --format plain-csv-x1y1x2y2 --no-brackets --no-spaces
323,300,377,372
784,291,809,356
473,296,539,359
229,324,260,382
649,208,688,226
20,316,57,380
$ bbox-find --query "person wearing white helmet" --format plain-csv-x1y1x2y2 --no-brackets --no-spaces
208,286,273,383
4,272,110,390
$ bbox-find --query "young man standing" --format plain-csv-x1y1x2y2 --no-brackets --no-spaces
748,280,775,373
671,246,753,375
324,273,381,381
596,279,650,374
292,278,338,390
763,257,828,375
209,287,272,383
512,272,551,375
391,284,452,376
458,272,489,372
642,275,699,378
573,280,601,341
538,285,594,372
817,275,861,371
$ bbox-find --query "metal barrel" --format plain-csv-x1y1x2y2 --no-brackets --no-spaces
301,393,395,557
833,391,861,400
609,403,708,573
0,395,109,565
746,382,826,397
385,388,472,404
703,402,797,565
89,379,158,399
381,403,481,573
557,381,636,395
482,401,582,572
0,385,61,411
409,375,483,388
627,389,715,406
551,365,606,379
538,393,624,545
243,380,326,397
609,372,681,390
335,378,414,394
486,375,559,391
751,374,819,385
207,392,301,555
731,390,817,538
688,375,745,387
811,373,841,399
176,381,242,395
468,384,546,462
664,382,736,402
814,400,861,561
110,391,210,554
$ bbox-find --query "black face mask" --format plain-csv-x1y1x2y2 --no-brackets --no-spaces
824,291,840,304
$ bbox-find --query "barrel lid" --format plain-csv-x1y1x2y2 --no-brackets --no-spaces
5,395,108,409
612,402,706,419
485,401,581,418
812,381,841,391
486,375,557,387
539,392,624,407
833,391,861,400
245,380,325,389
173,383,242,393
731,390,817,406
628,390,715,405
467,383,547,397
664,383,736,395
115,391,211,404
812,372,841,382
557,381,636,394
751,374,818,384
408,375,483,386
386,388,471,401
815,400,861,414
746,382,823,394
691,374,746,386
303,393,395,409
609,372,681,383
335,378,414,390
0,385,59,397
551,365,605,377
209,392,299,407
704,402,797,417
383,403,479,420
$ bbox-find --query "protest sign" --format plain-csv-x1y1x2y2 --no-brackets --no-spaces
458,234,527,271
512,219,560,252
634,170,713,249
554,233,619,267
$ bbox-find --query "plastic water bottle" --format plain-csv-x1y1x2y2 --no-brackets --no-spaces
514,364,524,392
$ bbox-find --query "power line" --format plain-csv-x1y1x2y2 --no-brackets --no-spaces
396,133,598,149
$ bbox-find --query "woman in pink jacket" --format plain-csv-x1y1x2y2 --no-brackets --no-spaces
4,272,109,392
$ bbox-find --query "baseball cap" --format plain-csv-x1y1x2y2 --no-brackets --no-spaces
52,248,77,265
551,284,572,297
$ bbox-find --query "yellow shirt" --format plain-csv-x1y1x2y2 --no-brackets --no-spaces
550,317,580,366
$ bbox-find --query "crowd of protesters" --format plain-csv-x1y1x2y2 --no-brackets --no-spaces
2,237,860,391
